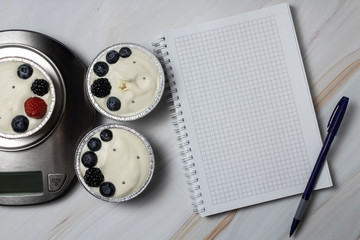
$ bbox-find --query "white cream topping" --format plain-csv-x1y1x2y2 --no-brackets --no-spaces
0,58,54,136
89,46,160,117
79,128,151,199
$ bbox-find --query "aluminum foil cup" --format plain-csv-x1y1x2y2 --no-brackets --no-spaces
0,57,56,140
86,43,165,121
75,124,155,202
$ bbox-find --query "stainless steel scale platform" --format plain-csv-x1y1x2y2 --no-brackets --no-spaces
0,30,95,205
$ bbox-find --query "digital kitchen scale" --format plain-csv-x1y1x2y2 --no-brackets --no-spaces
0,30,95,205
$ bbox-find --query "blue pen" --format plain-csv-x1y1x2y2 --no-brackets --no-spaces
289,96,349,237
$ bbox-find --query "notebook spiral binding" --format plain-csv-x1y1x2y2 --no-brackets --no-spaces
152,37,205,214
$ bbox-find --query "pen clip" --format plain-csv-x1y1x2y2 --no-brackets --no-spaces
327,101,340,129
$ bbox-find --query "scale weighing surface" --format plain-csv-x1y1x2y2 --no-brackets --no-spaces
0,30,94,205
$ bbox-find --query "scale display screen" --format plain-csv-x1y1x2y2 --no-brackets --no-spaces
0,172,43,194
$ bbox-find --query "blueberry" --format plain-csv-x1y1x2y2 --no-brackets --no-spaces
119,47,132,58
81,151,98,168
100,129,113,142
106,96,121,111
11,115,29,133
93,61,109,77
106,50,120,64
17,64,33,79
99,182,116,197
87,137,101,151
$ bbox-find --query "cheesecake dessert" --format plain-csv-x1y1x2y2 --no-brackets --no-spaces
86,43,165,121
75,124,154,202
0,57,56,139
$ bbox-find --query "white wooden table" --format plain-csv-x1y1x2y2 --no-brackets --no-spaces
1,0,360,239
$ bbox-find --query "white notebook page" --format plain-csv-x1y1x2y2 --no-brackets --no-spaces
163,3,332,217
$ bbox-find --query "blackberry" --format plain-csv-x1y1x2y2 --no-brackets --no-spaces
11,115,29,133
84,168,104,187
106,96,121,111
87,137,101,151
31,79,49,96
106,50,120,64
91,78,111,98
81,151,98,168
119,47,132,58
99,182,116,197
17,64,33,79
93,61,108,77
100,129,113,142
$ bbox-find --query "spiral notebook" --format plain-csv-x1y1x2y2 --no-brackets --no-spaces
153,3,332,217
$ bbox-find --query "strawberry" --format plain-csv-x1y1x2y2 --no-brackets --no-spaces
24,97,47,119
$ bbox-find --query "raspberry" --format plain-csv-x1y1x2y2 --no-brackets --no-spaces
84,168,104,187
24,97,47,119
91,78,111,98
31,79,49,96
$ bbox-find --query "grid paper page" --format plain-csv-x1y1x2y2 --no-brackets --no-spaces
174,16,311,205
163,3,332,216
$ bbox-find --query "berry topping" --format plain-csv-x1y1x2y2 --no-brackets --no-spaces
119,47,132,58
100,129,113,142
11,115,29,133
24,97,47,119
31,79,49,96
17,64,33,79
81,151,98,168
87,137,101,151
91,78,112,98
93,61,109,77
106,96,121,111
84,168,104,187
106,50,120,64
99,182,116,197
